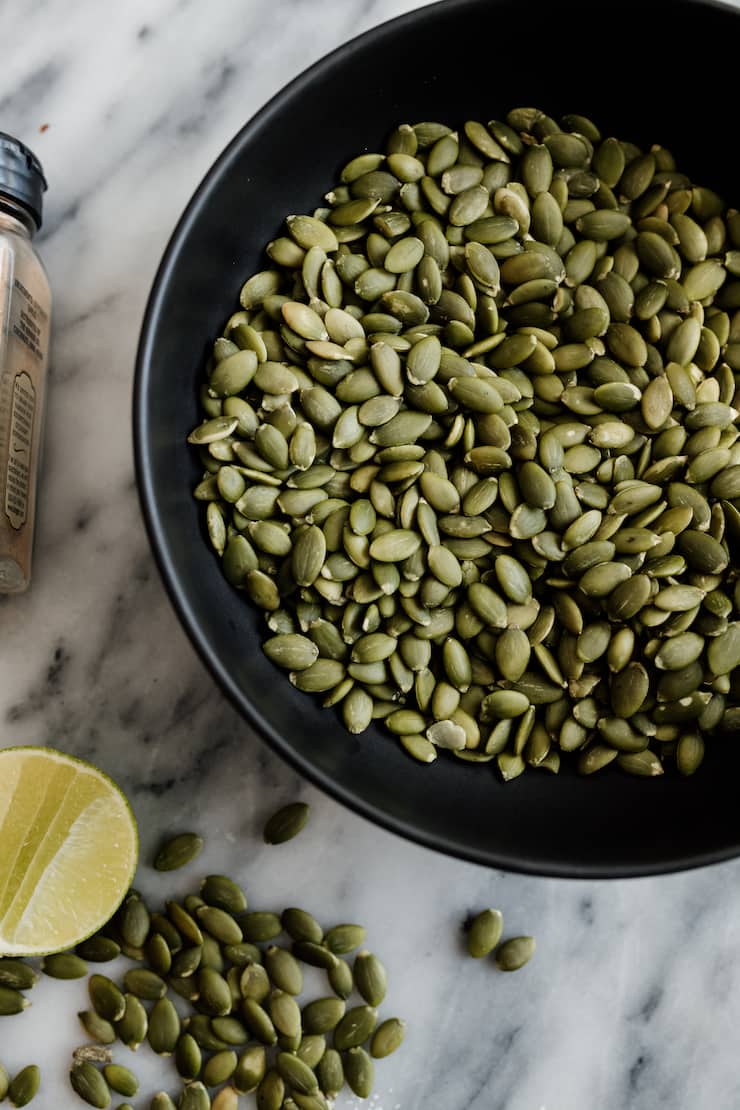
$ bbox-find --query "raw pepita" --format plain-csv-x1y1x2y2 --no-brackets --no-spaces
190,108,740,783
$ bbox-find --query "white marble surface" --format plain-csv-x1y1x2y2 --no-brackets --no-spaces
2,0,740,1106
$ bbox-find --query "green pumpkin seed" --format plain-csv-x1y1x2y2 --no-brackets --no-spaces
175,1033,202,1080
154,834,204,872
575,210,631,240
383,236,425,273
286,215,338,252
495,936,536,971
124,968,167,1001
188,416,239,445
617,750,664,777
495,628,531,682
481,690,531,719
683,258,727,301
449,185,490,226
280,909,323,945
426,719,466,751
334,1005,378,1051
494,555,532,603
0,960,37,991
69,1062,110,1108
323,924,366,956
146,932,173,976
212,1017,249,1046
202,1050,238,1088
179,1081,211,1110
344,1047,374,1099
41,952,87,979
115,993,148,1050
102,1066,138,1099
369,529,421,561
242,999,278,1045
194,906,243,946
315,1047,344,1097
211,1090,238,1110
579,744,619,775
655,632,705,671
351,951,387,1006
268,989,302,1040
708,623,740,675
322,957,352,1001
197,968,232,1016
89,975,125,1023
610,663,649,717
78,1009,116,1045
262,946,303,996
677,733,705,776
288,1090,328,1110
200,875,247,915
301,997,346,1035
234,1045,267,1094
292,942,338,971
151,1095,178,1110
654,585,706,612
7,1066,39,1108
370,1017,406,1059
467,909,504,958
209,349,259,397
147,997,181,1056
240,963,271,1007
264,802,310,845
275,1053,318,1095
171,945,203,978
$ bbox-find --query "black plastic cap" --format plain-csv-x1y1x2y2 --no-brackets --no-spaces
0,132,47,229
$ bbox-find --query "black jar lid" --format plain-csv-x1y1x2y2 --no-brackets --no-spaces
0,132,47,229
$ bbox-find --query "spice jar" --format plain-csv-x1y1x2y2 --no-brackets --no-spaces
0,132,50,592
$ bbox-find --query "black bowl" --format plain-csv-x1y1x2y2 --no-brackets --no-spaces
134,0,740,877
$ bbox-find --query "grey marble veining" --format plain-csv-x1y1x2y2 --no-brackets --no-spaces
2,0,740,1106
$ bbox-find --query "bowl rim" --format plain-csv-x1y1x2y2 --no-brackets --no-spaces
134,0,740,880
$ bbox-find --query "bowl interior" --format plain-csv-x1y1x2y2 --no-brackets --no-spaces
135,0,740,876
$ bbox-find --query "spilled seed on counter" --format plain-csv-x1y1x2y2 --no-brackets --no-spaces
0,823,403,1109
189,105,740,780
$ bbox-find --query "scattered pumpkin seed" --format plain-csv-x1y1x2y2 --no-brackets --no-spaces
352,951,387,1006
494,936,536,971
0,960,38,991
370,1016,407,1059
78,1010,117,1046
178,1081,210,1110
69,1061,110,1108
466,908,504,958
0,986,30,1015
154,834,204,872
89,975,126,1024
7,1065,39,1107
116,993,148,1050
148,997,181,1056
102,1065,138,1099
264,803,310,845
323,924,366,956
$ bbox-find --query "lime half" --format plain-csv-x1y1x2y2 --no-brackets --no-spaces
0,747,138,956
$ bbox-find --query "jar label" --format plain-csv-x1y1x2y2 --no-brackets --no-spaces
4,371,35,529
9,274,46,361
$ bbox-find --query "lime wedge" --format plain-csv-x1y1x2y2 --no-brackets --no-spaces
0,747,138,956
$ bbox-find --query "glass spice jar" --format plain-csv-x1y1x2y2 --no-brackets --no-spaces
0,132,50,593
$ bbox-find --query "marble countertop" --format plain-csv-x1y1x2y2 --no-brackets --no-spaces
3,0,740,1106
